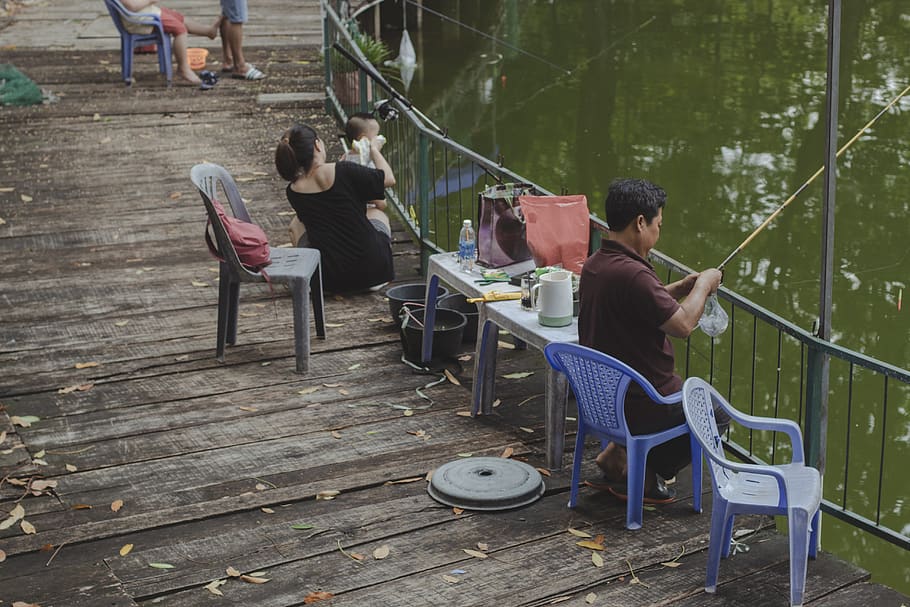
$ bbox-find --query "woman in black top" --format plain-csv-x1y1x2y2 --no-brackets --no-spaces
275,124,396,292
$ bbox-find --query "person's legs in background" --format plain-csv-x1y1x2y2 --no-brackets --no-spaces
219,0,266,80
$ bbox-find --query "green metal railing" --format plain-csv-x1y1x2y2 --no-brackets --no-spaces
321,0,908,553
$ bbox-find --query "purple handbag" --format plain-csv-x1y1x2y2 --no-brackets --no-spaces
476,182,537,268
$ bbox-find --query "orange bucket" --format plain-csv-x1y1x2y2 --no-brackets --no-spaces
187,48,208,71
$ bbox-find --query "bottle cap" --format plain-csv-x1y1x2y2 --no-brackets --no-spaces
463,219,472,227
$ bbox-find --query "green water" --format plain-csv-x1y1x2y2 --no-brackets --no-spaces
373,0,909,591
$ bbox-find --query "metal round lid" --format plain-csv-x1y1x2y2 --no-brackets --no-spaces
427,457,545,511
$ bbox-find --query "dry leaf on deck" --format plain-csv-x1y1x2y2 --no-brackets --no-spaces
322,383,342,388
58,383,93,394
316,490,340,500
65,464,77,472
462,549,488,559
204,579,227,596
238,406,258,412
10,415,40,427
20,194,33,202
149,562,175,569
261,507,275,514
7,504,26,523
33,449,46,459
119,544,134,556
499,447,514,459
255,483,268,491
443,369,461,385
536,468,552,477
290,523,314,530
324,323,345,328
115,320,130,327
111,499,124,512
74,362,99,369
20,520,36,534
347,364,361,370
594,534,605,545
191,281,209,288
71,504,92,510
476,542,489,551
384,477,423,485
519,426,535,433
452,507,464,515
576,540,605,551
31,458,48,466
226,566,242,577
567,527,592,538
442,574,460,583
455,410,472,417
372,545,390,560
0,430,5,444
402,409,414,416
661,561,682,568
502,371,534,379
585,592,598,604
30,480,56,491
492,398,502,407
298,386,321,395
331,431,342,439
0,549,5,562
168,191,182,200
338,389,349,396
12,602,40,607
303,591,334,604
498,340,516,350
240,575,270,584
349,552,366,561
592,552,604,568
39,543,53,552
458,354,472,362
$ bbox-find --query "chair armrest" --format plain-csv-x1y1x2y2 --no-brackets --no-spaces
722,407,805,464
650,389,682,406
701,449,790,506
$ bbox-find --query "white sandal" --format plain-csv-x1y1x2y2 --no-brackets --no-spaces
233,65,266,80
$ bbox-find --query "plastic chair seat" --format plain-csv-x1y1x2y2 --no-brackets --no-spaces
103,0,173,85
682,377,820,607
191,163,326,374
544,342,702,531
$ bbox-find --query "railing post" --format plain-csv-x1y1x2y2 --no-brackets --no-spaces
418,131,431,274
323,4,333,117
359,69,369,113
804,343,826,470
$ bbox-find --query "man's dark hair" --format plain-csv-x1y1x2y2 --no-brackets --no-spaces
604,178,667,231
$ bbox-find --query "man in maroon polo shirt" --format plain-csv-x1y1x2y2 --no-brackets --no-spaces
578,178,725,501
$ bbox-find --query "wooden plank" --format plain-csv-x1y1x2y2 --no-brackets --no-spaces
3,560,138,607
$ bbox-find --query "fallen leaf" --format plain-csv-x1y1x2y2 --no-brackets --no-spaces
349,552,366,561
576,540,605,551
261,507,275,514
594,534,605,545
443,369,461,385
323,383,342,388
316,490,340,500
331,430,342,439
500,447,514,459
536,467,552,477
0,186,13,191
31,458,48,466
402,409,414,416
497,340,516,350
585,592,598,604
592,552,604,568
149,562,174,569
191,281,209,287
255,483,268,491
57,383,93,394
457,452,473,457
455,410,472,417
226,566,242,577
442,574,460,583
20,520,36,534
324,323,345,328
10,415,40,427
12,602,40,607
549,597,572,604
347,363,361,370
0,430,5,444
458,354,472,362
65,464,77,472
0,549,5,562
462,548,487,559
384,477,423,485
372,545,390,560
71,504,93,510
120,544,133,556
168,191,183,200
476,542,489,551
114,320,130,327
291,523,314,530
503,371,534,379
30,479,56,491
492,398,502,407
74,361,99,369
661,561,682,568
204,579,227,596
0,217,5,225
519,426,535,433
568,528,592,538
39,543,53,551
240,575,270,584
303,591,334,604
111,499,124,512
338,389,350,396
33,450,46,459
452,507,464,515
20,194,33,203
298,386,321,395
238,406,258,412
10,504,25,520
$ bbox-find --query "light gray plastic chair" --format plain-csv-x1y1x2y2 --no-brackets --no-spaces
190,163,325,373
681,377,820,607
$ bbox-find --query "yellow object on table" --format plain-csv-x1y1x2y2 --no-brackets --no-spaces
466,291,522,303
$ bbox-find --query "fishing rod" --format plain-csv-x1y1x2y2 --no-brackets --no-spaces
717,82,910,271
331,42,445,135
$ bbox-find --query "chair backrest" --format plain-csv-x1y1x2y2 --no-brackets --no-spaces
103,0,160,36
544,342,670,440
681,377,735,492
190,163,262,278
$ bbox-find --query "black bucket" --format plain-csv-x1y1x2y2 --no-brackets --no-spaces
438,293,479,343
399,307,467,363
386,283,449,320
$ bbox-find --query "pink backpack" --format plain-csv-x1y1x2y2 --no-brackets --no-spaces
205,198,272,271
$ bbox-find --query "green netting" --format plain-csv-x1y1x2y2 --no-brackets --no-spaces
0,64,43,106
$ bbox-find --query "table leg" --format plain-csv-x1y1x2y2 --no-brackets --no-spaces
421,273,439,363
545,368,568,471
472,317,498,416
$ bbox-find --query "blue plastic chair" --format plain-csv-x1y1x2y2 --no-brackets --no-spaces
544,342,702,530
103,0,172,85
191,163,326,374
681,377,820,607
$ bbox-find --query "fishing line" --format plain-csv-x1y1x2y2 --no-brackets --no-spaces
402,0,571,75
718,82,910,271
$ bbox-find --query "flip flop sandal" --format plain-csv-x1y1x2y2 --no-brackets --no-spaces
606,483,677,505
199,70,219,85
233,65,266,80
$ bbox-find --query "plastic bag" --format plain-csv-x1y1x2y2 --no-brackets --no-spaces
519,194,590,274
698,293,729,337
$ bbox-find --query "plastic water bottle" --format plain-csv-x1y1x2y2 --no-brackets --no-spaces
458,219,476,273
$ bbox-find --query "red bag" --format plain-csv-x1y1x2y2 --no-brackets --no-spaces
205,198,272,271
518,194,590,274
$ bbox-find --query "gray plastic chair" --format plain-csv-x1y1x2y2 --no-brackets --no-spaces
190,163,325,373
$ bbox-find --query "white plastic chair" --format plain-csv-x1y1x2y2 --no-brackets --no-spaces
681,377,820,607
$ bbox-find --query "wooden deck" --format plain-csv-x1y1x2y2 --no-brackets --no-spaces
1,4,908,606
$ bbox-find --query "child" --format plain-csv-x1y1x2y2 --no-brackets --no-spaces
119,0,221,88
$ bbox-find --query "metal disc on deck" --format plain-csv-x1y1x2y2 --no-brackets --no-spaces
427,457,545,511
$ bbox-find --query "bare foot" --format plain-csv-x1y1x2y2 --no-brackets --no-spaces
206,16,223,39
595,442,627,483
177,70,202,86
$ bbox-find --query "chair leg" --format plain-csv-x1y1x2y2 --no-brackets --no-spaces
215,273,232,362
690,435,703,513
721,514,735,558
544,368,568,471
472,318,498,416
122,37,133,85
787,508,812,607
290,278,311,374
705,503,729,593
226,280,240,346
567,428,586,508
808,509,820,559
624,442,645,530
311,263,326,338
